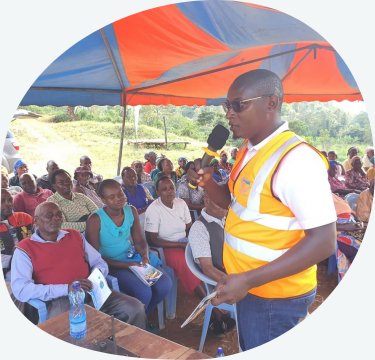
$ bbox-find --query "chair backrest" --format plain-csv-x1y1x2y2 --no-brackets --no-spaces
185,243,217,287
143,181,154,192
344,193,359,211
176,179,182,197
113,175,122,183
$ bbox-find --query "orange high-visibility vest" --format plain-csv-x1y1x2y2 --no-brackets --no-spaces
224,130,328,298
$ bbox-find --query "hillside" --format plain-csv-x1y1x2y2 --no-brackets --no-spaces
8,117,214,178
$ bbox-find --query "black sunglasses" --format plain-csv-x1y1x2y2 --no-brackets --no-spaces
222,94,274,113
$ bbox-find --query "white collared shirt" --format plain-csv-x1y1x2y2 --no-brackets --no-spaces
188,208,225,264
235,121,336,229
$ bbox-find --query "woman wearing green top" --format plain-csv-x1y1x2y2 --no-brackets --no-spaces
86,179,172,316
228,147,238,165
151,158,177,199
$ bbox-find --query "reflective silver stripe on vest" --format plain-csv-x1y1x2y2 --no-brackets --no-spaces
225,231,289,262
230,135,303,231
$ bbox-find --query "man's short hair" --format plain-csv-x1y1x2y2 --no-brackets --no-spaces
51,169,71,184
46,160,57,168
233,69,284,111
80,155,90,163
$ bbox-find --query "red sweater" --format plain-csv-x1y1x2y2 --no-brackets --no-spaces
15,229,89,285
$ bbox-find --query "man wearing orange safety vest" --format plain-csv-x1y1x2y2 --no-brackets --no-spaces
188,69,337,350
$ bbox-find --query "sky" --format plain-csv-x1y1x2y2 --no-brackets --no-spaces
332,100,367,114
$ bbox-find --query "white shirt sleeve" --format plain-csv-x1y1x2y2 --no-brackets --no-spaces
144,205,161,233
188,221,212,264
273,145,337,230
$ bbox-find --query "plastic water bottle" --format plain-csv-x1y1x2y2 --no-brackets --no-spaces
215,347,225,357
69,281,87,339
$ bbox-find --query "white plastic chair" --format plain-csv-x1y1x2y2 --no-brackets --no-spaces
113,175,122,183
344,193,359,211
185,243,240,353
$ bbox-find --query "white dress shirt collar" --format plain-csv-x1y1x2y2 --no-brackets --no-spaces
247,121,289,152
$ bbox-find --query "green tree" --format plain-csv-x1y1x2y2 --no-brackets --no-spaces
288,120,311,136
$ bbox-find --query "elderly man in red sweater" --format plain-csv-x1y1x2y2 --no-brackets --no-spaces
11,201,147,328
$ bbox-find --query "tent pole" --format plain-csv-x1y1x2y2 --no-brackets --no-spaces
117,94,127,176
163,116,168,150
281,48,313,83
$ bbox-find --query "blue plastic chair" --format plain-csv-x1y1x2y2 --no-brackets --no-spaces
185,243,240,353
27,275,119,324
148,245,178,320
176,179,182,197
127,213,166,329
143,181,154,194
344,193,359,212
190,209,198,222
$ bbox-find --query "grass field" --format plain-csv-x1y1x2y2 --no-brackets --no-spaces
8,117,371,179
8,117,210,178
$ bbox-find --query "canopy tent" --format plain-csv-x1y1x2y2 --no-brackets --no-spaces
19,1,362,173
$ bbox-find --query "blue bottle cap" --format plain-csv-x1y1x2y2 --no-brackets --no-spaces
217,347,223,354
72,281,81,290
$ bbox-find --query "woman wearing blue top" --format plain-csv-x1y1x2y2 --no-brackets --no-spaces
121,167,154,214
86,179,172,318
210,158,230,183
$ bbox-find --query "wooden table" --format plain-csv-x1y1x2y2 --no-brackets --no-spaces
38,305,210,359
127,140,191,150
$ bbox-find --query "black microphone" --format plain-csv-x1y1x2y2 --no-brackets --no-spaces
189,125,230,188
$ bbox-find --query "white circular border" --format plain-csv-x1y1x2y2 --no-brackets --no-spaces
0,1,374,360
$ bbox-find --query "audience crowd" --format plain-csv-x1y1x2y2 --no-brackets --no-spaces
1,144,373,336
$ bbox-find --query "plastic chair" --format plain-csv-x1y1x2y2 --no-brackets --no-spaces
344,193,359,211
185,243,239,353
113,175,122,183
190,209,198,222
327,242,338,275
27,275,119,324
143,181,154,193
126,213,166,329
176,179,181,197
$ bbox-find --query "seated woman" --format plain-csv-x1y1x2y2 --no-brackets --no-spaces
342,146,359,173
328,161,360,196
1,171,22,197
121,167,154,214
151,158,177,199
328,150,345,176
9,160,37,187
178,161,205,213
345,156,370,191
72,166,104,208
143,151,157,175
355,178,374,224
332,193,365,280
145,176,231,335
366,151,374,181
228,147,238,165
219,151,233,173
132,161,152,184
175,156,188,180
210,159,229,183
86,179,172,318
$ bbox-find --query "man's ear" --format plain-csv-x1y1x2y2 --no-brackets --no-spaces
267,95,279,113
52,184,57,191
33,216,38,226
